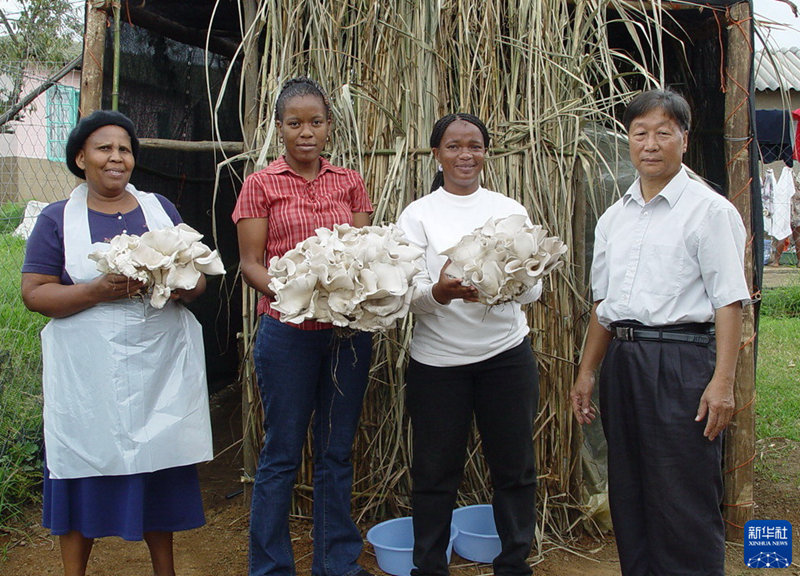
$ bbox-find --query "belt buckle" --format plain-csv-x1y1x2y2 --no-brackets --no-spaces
617,326,635,341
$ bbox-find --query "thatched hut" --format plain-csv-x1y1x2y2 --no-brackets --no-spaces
83,0,759,542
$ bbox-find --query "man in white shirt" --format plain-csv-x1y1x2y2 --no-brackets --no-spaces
570,89,751,576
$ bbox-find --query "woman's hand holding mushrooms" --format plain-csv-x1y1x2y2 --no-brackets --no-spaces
432,259,479,304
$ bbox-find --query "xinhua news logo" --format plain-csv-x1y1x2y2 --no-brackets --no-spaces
744,520,792,568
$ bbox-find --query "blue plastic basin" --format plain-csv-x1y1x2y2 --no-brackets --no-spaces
451,504,501,564
366,517,457,576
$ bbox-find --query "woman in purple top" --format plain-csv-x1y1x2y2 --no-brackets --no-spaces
21,110,213,576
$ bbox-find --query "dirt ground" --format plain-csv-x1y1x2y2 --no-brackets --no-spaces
1,267,798,576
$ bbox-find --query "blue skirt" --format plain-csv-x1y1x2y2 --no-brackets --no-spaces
42,464,205,541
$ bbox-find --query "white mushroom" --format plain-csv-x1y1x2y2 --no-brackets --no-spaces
440,214,567,305
271,274,319,323
267,223,424,331
89,223,225,309
128,242,174,271
164,264,202,291
467,260,504,303
193,250,226,275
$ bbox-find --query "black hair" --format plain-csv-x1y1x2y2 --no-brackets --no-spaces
274,76,331,121
622,88,691,132
429,113,490,192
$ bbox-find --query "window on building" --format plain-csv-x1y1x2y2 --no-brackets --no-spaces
46,84,79,162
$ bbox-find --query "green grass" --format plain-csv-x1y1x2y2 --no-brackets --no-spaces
756,273,800,441
0,234,47,528
755,315,800,441
0,202,25,235
759,282,800,318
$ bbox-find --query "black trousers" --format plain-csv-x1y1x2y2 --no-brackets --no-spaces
406,339,539,576
599,337,725,576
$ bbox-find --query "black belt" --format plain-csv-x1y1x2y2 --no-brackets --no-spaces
612,325,714,345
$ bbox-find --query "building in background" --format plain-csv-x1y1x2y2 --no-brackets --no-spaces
0,62,80,204
755,47,800,110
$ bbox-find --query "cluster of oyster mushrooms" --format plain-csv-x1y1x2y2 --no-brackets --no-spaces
90,223,225,309
441,214,567,305
268,223,424,331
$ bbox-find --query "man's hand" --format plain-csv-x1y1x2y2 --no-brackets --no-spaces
695,377,735,441
697,301,743,441
571,371,597,425
570,302,611,425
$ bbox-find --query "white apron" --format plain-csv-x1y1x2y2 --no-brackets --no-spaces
41,184,214,479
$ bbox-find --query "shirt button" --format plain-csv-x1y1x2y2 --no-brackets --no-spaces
117,215,123,220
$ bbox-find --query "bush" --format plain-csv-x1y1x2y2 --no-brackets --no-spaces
760,284,800,318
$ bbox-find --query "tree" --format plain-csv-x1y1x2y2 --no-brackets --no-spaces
0,0,82,121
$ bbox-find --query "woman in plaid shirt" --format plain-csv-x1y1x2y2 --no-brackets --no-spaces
232,77,374,576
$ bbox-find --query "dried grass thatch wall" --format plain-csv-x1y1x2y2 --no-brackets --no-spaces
207,0,744,541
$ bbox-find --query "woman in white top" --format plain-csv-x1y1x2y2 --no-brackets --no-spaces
396,113,541,576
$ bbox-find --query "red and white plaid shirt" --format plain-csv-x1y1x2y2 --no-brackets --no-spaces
232,156,373,329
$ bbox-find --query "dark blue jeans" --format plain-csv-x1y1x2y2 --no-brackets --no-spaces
249,315,372,576
406,339,539,576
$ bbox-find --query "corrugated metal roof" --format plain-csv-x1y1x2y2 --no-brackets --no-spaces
755,47,800,91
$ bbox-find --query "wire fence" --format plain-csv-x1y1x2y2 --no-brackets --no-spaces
0,62,78,522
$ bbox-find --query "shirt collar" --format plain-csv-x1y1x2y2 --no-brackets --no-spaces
622,166,689,208
436,185,486,198
263,156,345,179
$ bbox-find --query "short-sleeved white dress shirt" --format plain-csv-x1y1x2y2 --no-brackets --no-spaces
592,167,750,329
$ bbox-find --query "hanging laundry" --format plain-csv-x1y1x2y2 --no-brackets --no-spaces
771,166,795,241
762,169,777,264
763,168,776,234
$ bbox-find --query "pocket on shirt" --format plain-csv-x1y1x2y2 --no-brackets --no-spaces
639,243,685,296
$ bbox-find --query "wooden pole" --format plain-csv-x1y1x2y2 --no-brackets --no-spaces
111,0,121,110
138,138,245,154
80,1,108,116
722,0,755,542
240,0,261,490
